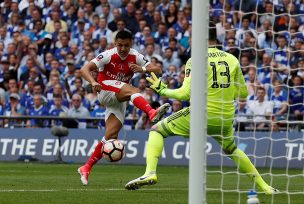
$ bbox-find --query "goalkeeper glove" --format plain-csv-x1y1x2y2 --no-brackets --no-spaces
146,72,167,94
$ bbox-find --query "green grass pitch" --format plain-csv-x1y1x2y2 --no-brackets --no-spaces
0,162,302,204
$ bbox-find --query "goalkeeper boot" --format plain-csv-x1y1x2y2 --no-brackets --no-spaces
149,103,170,124
262,186,279,195
77,164,91,186
125,174,158,190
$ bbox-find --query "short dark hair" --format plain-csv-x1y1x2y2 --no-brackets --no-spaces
257,86,265,92
115,30,133,40
209,21,217,41
53,94,62,99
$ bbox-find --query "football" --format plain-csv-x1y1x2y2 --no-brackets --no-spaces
102,139,125,162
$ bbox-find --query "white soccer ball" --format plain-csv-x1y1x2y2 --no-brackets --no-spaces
102,139,125,162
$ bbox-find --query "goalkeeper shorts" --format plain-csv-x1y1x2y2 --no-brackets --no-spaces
156,107,235,150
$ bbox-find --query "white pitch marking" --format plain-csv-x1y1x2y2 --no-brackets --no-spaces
0,188,187,192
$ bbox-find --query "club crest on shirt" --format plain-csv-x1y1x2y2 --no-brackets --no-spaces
118,63,124,70
96,54,103,61
186,69,191,77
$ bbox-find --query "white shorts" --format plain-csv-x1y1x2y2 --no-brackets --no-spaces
98,80,127,124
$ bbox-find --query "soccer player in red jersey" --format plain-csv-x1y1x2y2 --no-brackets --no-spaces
78,30,169,185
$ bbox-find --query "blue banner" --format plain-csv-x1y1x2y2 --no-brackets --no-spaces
0,129,302,168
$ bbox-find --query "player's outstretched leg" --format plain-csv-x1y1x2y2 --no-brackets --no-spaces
230,148,279,195
130,93,170,123
78,141,104,185
125,130,164,190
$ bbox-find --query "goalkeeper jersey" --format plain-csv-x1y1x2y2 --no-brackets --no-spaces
161,47,248,126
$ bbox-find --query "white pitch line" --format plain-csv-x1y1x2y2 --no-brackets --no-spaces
0,188,188,192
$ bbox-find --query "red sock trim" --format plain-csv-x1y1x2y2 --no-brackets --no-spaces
132,95,153,114
86,141,104,167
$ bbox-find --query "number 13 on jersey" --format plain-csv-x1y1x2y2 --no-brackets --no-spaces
210,61,231,88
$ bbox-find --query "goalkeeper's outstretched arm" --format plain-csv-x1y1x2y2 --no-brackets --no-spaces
147,59,192,101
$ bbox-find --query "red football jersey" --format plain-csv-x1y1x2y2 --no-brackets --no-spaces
91,47,150,84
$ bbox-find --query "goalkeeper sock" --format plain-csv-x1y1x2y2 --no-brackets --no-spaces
86,141,104,168
130,93,153,115
230,148,269,190
144,131,164,175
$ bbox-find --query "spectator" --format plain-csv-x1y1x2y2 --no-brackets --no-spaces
84,1,97,23
66,93,90,129
257,27,277,56
162,47,181,71
157,0,170,16
108,8,122,32
168,38,179,58
93,17,113,44
176,18,191,48
165,99,183,116
4,78,18,101
163,65,179,85
134,25,152,52
38,34,54,60
182,4,192,22
85,85,99,111
100,3,114,23
26,94,49,128
247,87,273,130
24,83,47,110
71,19,87,47
225,37,240,58
257,53,272,83
289,75,304,120
153,22,169,50
47,82,69,109
164,2,178,28
257,1,275,26
90,102,106,128
49,94,68,126
7,12,19,37
235,15,257,47
145,36,162,55
64,59,77,94
54,34,71,64
144,1,155,26
240,55,251,75
45,71,62,100
45,10,68,33
0,26,11,48
144,43,163,63
235,99,249,131
179,35,191,64
3,93,26,128
245,66,261,98
269,80,288,131
216,13,231,43
273,35,289,80
112,18,129,41
0,56,16,83
22,67,44,90
121,2,138,33
150,10,162,33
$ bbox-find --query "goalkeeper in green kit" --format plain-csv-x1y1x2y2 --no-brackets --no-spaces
125,24,278,195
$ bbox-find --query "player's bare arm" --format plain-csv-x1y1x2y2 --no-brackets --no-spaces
129,63,162,74
80,62,102,92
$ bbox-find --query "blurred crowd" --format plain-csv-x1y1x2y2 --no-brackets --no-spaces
0,0,303,131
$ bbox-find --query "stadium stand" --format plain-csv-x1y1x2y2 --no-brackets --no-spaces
0,0,303,131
